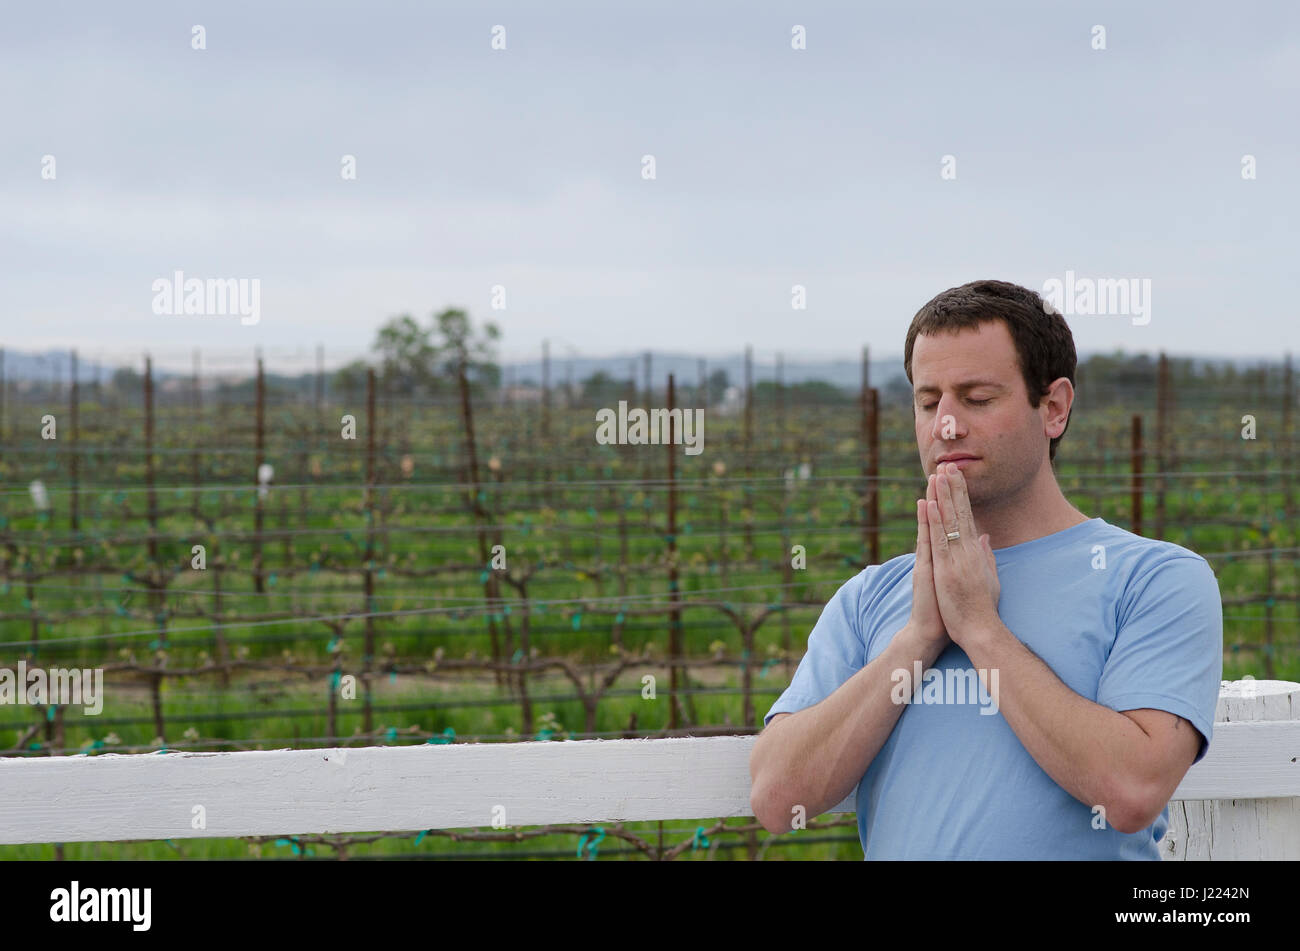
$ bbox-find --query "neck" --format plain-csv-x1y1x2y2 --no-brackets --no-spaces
971,462,1089,550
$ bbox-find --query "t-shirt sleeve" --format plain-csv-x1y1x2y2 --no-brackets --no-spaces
762,571,868,727
1096,553,1223,765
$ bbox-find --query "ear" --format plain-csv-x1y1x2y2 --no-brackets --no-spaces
1043,377,1074,438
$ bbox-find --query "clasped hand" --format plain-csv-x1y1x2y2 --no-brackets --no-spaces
913,462,1002,647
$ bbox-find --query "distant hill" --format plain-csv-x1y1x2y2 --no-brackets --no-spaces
0,349,114,384
498,352,905,393
0,346,1287,390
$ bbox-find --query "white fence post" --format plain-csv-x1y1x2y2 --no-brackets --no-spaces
1162,679,1300,860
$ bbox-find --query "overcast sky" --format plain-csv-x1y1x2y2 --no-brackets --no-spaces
2,1,1297,375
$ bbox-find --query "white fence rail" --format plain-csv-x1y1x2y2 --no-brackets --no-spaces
2,680,1297,858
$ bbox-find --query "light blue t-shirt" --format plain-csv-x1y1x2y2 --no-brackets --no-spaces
763,517,1223,860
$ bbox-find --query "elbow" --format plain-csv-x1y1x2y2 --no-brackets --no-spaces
749,718,807,835
1122,798,1168,836
749,786,773,833
750,781,794,836
1106,778,1166,836
749,756,796,835
749,740,782,834
1111,811,1155,837
748,769,779,834
1107,809,1143,837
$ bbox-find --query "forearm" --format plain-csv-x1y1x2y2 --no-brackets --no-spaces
750,624,948,833
961,619,1154,829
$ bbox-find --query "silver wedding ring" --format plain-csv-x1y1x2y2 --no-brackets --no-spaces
946,531,961,540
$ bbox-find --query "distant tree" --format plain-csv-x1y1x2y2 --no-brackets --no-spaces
754,380,852,406
110,366,141,395
707,368,729,405
883,376,914,408
333,359,371,401
579,370,624,406
373,315,436,395
429,308,501,397
791,380,854,405
359,308,501,400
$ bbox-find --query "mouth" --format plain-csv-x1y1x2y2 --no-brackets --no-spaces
936,455,980,470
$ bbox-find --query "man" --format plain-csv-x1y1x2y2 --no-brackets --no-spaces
749,279,1222,859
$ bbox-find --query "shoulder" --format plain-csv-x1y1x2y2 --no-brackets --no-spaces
1090,521,1214,579
1087,521,1220,616
818,552,915,623
863,550,918,589
843,551,916,606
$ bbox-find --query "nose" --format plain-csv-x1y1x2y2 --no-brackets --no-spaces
929,395,967,442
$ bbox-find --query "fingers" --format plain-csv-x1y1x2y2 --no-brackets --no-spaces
925,473,941,545
915,499,931,565
933,471,960,543
918,474,937,555
944,463,978,539
926,497,948,555
936,465,974,542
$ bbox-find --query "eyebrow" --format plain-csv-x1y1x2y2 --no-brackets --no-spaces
913,380,1007,396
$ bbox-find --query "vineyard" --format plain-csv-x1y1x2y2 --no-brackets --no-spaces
0,350,1296,860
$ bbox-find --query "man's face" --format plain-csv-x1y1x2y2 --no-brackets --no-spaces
910,320,1049,508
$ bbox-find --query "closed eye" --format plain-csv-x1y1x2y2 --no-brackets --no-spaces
918,398,991,410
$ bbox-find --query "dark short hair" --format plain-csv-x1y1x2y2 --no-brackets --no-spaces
903,279,1077,461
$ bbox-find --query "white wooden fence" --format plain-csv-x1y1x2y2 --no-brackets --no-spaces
2,679,1297,858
